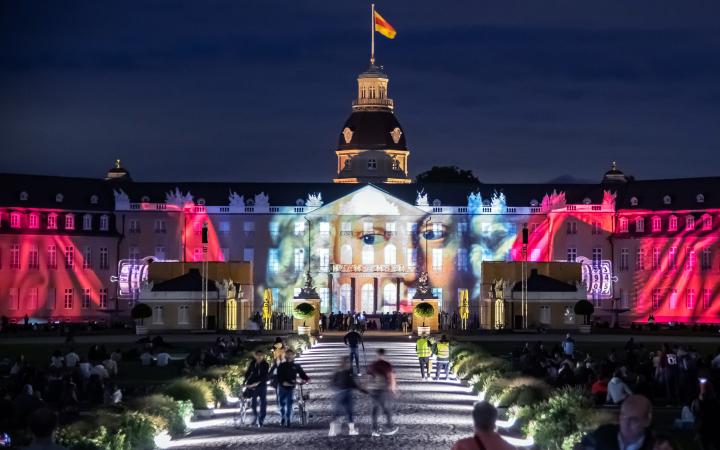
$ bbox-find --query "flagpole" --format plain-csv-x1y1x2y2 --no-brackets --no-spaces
371,3,375,65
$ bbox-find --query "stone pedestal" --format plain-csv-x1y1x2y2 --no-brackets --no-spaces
292,299,320,334
412,299,439,333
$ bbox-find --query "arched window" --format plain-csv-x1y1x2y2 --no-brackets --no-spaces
340,244,352,264
651,216,661,232
383,283,397,313
339,284,352,312
686,215,695,231
635,217,644,233
668,215,678,231
384,244,396,265
702,214,712,231
362,244,374,264
618,217,628,233
361,284,374,313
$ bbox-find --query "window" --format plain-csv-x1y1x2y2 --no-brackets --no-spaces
618,218,628,233
83,247,92,269
221,247,230,261
636,248,645,271
340,245,352,264
652,289,662,309
566,221,577,235
668,247,677,269
668,216,678,231
620,288,629,309
363,222,373,234
155,246,165,260
318,248,330,272
635,217,644,233
563,306,575,325
155,220,167,234
361,284,374,312
382,284,397,313
269,222,279,238
64,288,73,309
28,245,39,269
651,216,661,232
702,248,711,270
129,246,140,260
8,288,18,310
83,214,92,231
591,221,601,235
293,248,304,272
99,288,108,309
686,248,696,271
82,288,91,309
10,244,20,269
406,222,417,235
178,305,190,325
64,246,74,269
192,222,202,236
152,306,164,325
64,214,75,230
317,287,329,313
632,289,638,309
384,244,397,265
339,284,352,312
686,215,695,231
702,215,712,231
703,289,711,309
27,288,38,310
367,159,377,170
99,215,109,231
592,248,602,265
385,222,396,236
458,222,468,235
530,248,541,261
362,245,374,264
432,223,444,239
243,221,255,236
432,248,443,272
10,212,21,228
539,305,551,325
620,248,629,271
28,213,39,229
129,219,140,233
669,289,678,309
48,245,57,269
99,248,109,270
319,222,330,237
243,248,254,263
567,248,577,262
406,248,417,269
47,213,57,230
294,221,305,236
432,288,443,308
341,222,352,235
457,248,468,271
652,248,660,270
686,289,695,309
268,249,280,273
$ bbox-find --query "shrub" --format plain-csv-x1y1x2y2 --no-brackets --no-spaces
286,334,310,353
131,303,152,325
211,378,232,406
414,302,435,326
574,300,594,325
524,387,593,450
293,302,315,323
497,377,551,408
117,411,163,450
164,377,214,410
56,422,125,450
129,394,193,438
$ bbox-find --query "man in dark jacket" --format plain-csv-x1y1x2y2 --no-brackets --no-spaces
276,349,310,427
581,394,654,450
244,350,270,427
344,327,364,375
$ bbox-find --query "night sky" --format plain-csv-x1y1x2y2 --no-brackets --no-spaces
1,1,719,184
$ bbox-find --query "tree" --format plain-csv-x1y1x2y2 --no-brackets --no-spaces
574,300,595,325
131,303,152,325
414,302,435,327
415,166,480,184
293,302,316,327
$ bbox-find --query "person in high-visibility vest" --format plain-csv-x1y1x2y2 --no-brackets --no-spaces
434,334,451,380
416,334,433,380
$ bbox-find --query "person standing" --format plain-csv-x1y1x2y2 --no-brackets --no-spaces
434,335,451,380
367,348,399,436
244,350,270,427
401,314,409,334
451,401,516,450
276,349,309,427
416,334,433,380
344,327,365,375
328,356,367,436
562,333,575,359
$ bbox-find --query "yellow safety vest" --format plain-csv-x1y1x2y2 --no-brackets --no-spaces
436,342,450,359
416,338,432,358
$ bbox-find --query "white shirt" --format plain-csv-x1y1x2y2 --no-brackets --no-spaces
79,362,92,378
156,352,171,367
92,364,109,379
65,352,80,368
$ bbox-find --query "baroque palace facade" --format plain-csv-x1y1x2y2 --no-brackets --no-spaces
1,59,719,327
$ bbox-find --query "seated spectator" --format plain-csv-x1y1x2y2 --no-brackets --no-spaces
14,385,44,427
50,350,64,369
451,401,516,450
653,435,677,450
65,348,80,368
78,357,92,379
607,369,633,405
25,407,66,450
156,351,171,367
581,395,654,450
103,357,118,377
103,382,122,405
673,402,695,429
10,355,25,375
91,363,110,379
110,349,123,362
140,351,153,366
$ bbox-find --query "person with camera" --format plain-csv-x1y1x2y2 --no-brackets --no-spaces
243,349,270,427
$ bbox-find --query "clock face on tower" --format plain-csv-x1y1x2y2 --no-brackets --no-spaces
390,127,402,144
343,127,354,144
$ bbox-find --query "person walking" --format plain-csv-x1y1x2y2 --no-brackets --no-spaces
276,349,310,427
269,338,286,413
416,333,433,380
367,348,399,437
451,401,516,450
243,350,270,427
434,335,451,380
328,356,367,436
344,327,365,375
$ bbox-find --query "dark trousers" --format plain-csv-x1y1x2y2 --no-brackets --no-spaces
250,385,267,425
278,386,294,424
418,357,430,378
370,389,394,431
349,347,360,374
435,360,449,380
334,389,354,423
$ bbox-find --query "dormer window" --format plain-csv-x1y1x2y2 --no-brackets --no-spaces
668,215,678,231
99,215,109,231
10,212,22,229
197,198,206,206
65,214,75,230
19,191,28,201
635,217,645,233
630,197,638,206
295,199,304,206
686,215,695,231
663,195,672,205
83,214,92,231
582,198,592,205
618,217,628,233
367,159,377,170
702,214,712,230
432,199,442,207
28,213,39,229
141,195,150,203
696,194,705,204
56,193,64,203
530,199,539,207
47,213,58,230
90,195,99,205
651,216,661,232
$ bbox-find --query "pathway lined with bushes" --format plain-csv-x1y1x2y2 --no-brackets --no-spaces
168,337,514,449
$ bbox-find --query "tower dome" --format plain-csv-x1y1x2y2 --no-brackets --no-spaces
333,62,411,184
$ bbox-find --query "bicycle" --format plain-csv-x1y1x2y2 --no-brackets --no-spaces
294,383,310,426
233,386,251,427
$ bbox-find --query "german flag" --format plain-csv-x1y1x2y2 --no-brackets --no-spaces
374,10,396,39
